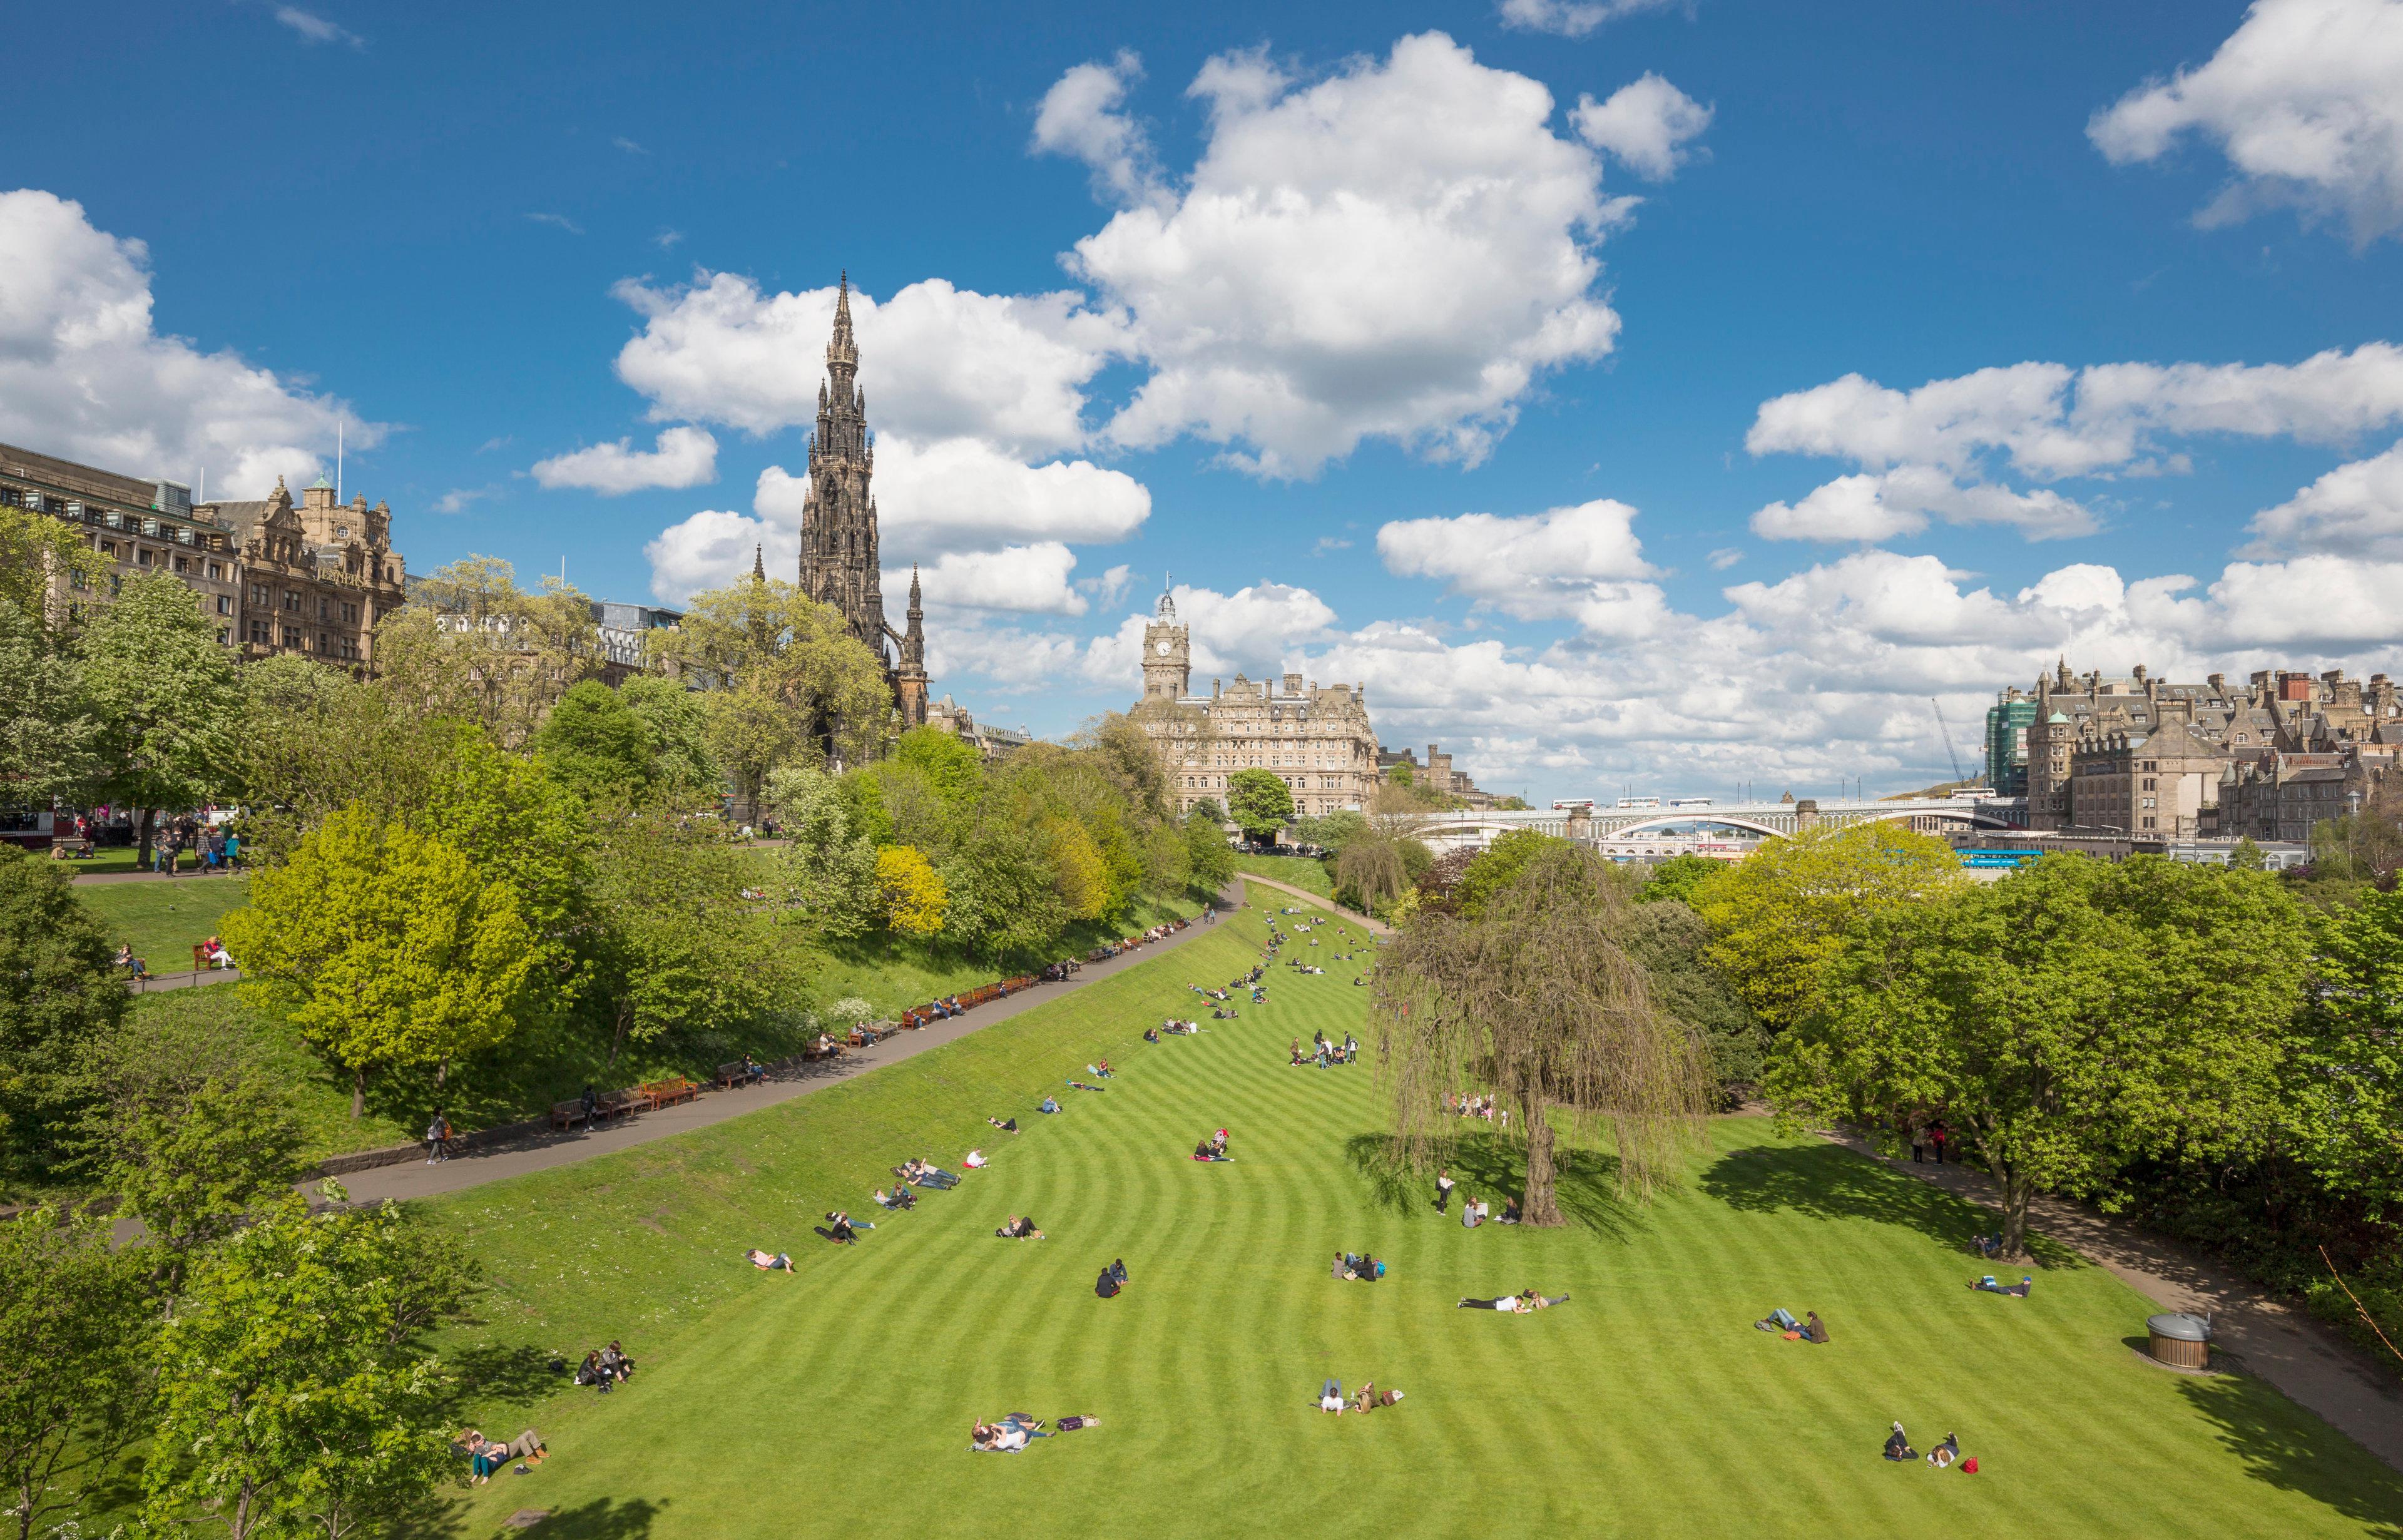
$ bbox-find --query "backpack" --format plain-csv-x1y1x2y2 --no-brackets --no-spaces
1961,1457,1978,1474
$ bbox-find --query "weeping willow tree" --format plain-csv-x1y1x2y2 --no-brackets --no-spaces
1369,842,1715,1223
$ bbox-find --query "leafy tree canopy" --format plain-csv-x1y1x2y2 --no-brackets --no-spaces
1448,829,1569,920
0,850,123,1179
0,598,93,807
0,1203,150,1540
534,678,661,806
1691,821,1962,1034
1768,855,2311,1257
894,725,985,807
1226,767,1295,841
1638,853,1722,907
78,571,242,861
371,556,601,750
875,844,949,937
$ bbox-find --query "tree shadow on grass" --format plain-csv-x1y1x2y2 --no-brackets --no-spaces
1698,1143,2081,1269
536,1496,668,1538
1344,1130,1635,1240
2172,1372,2403,1538
444,1340,571,1416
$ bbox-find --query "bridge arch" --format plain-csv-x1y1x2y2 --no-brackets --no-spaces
1598,815,1790,841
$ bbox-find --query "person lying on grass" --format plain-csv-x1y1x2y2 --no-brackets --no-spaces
1927,1432,1962,1469
1068,1078,1106,1093
1972,1275,2033,1297
902,1158,960,1187
1351,1380,1402,1412
1884,1422,1917,1462
996,1215,1046,1239
1457,1290,1567,1312
987,1115,1020,1132
872,1187,915,1211
1334,1253,1383,1281
812,1214,862,1245
745,1249,794,1271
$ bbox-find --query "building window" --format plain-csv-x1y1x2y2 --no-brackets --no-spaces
215,594,232,615
283,590,299,611
217,626,231,645
250,620,270,645
136,548,151,566
208,561,223,581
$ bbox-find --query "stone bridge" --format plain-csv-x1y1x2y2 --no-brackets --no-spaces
1406,797,2028,852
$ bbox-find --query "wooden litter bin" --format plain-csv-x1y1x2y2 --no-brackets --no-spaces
2146,1311,2212,1369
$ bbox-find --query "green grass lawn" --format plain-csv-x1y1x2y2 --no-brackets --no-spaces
410,884,2403,1539
73,874,250,968
1233,850,1335,896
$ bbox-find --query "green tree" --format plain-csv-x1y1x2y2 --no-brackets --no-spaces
91,990,304,1287
939,813,1072,962
226,656,449,861
648,576,894,816
1185,808,1235,894
1768,855,2311,1257
78,571,242,866
1188,797,1226,826
534,678,660,806
0,1205,150,1540
417,726,592,1000
0,506,106,628
370,556,602,750
223,805,536,1118
1226,767,1296,844
2230,836,2268,871
588,814,807,1064
2287,887,2403,1208
1638,853,1721,907
0,599,94,806
1292,809,1369,855
892,725,986,807
1448,829,1568,920
1618,900,1768,1101
770,766,880,940
144,1191,468,1540
619,674,720,808
1372,842,1715,1221
1692,821,1962,1034
0,850,123,1179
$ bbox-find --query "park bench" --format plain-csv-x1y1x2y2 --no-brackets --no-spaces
716,1061,765,1090
549,1099,586,1132
641,1078,697,1108
601,1087,645,1119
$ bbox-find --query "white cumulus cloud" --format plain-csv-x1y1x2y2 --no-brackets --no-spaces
1497,0,1683,38
753,439,1149,560
1039,33,1629,477
1377,499,1665,630
0,188,375,497
530,426,717,494
1747,344,2403,543
643,508,786,604
2245,440,2403,556
897,543,1088,617
1571,74,1714,181
2089,0,2403,243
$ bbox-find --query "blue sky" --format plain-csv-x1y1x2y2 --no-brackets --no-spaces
8,0,2401,800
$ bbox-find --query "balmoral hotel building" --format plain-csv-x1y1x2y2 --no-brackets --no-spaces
3,441,406,665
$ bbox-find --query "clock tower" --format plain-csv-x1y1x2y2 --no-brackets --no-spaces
1141,583,1190,702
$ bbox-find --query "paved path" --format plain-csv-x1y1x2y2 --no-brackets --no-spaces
332,894,1242,1206
71,869,247,885
1238,872,1393,936
1822,1127,2403,1474
130,967,241,993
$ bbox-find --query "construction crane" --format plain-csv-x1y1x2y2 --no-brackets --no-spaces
1929,698,1967,785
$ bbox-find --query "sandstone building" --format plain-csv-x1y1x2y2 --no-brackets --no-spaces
1131,588,1380,817
4,441,406,667
795,275,931,728
1377,742,1500,809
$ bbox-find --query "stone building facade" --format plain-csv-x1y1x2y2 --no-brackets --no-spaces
4,441,406,666
1131,589,1380,817
795,275,930,728
1376,742,1499,808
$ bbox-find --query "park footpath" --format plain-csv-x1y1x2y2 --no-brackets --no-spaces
1236,872,1394,937
324,889,1238,1207
1824,1128,2403,1475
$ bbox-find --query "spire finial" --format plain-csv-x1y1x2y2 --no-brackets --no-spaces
752,543,765,582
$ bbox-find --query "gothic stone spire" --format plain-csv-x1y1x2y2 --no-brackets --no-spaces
798,271,890,668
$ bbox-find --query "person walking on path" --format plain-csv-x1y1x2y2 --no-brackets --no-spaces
581,1084,598,1136
425,1109,452,1165
1929,1121,1949,1166
1435,1169,1456,1214
1911,1124,1926,1163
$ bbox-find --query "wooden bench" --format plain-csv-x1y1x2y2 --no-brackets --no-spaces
601,1088,645,1119
641,1078,697,1108
549,1099,587,1131
717,1061,764,1090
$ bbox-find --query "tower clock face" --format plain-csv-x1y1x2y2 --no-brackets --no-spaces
1155,640,1173,655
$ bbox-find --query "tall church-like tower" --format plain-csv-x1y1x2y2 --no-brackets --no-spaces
896,564,930,727
1142,583,1190,702
799,274,894,668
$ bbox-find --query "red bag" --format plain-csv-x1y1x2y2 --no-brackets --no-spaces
1962,1457,1979,1474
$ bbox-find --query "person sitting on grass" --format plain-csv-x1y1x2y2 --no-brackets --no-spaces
1883,1422,1916,1462
963,1149,988,1169
1210,1129,1230,1158
812,1214,861,1245
1927,1432,1961,1469
1352,1381,1402,1412
1497,1198,1523,1225
1096,1261,1124,1298
1039,1097,1062,1114
1091,1059,1114,1078
598,1342,633,1384
1805,1311,1830,1343
995,1215,1045,1240
872,1187,914,1211
989,1116,1019,1133
1291,1038,1305,1066
574,1350,610,1389
1145,1028,1161,1044
1319,1379,1348,1414
1192,1138,1230,1163
745,1249,794,1271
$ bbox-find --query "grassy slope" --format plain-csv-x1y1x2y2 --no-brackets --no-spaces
810,894,1203,1017
429,885,2403,1540
73,875,250,968
1233,851,1334,896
